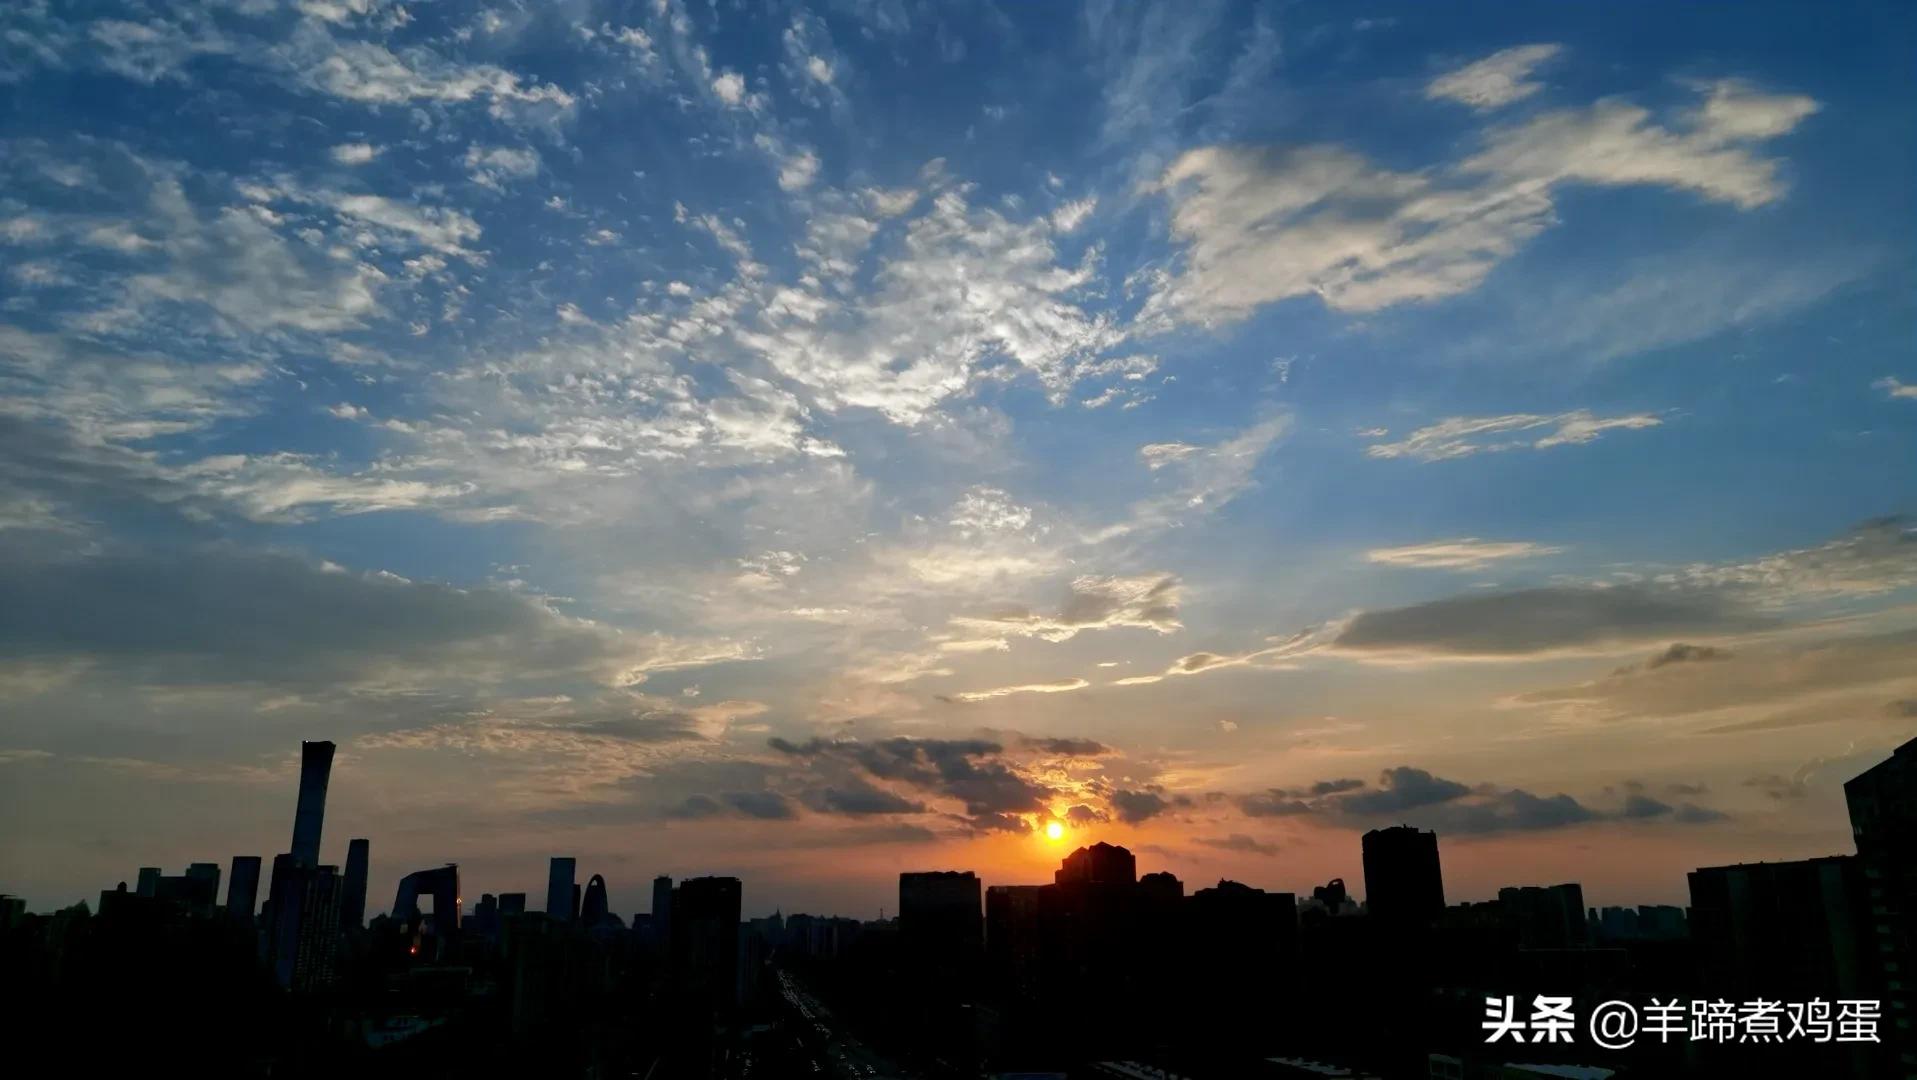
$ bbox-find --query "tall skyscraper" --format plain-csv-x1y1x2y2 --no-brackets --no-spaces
226,855,261,925
985,884,1046,1007
341,838,369,930
136,867,160,898
900,871,983,1001
901,872,982,953
580,874,611,927
290,865,344,991
290,740,335,866
267,854,344,990
1362,825,1445,925
652,874,673,942
1846,735,1915,1077
671,876,742,1012
545,857,576,922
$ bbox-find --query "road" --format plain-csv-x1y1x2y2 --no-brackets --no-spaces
764,968,919,1080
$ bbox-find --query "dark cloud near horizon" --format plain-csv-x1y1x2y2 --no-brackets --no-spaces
1332,584,1755,657
769,735,1056,825
1110,789,1172,823
1238,791,1313,817
1196,833,1279,856
813,781,928,816
1336,767,1472,815
1646,642,1732,668
665,791,796,821
0,542,691,688
1233,764,1731,836
1744,773,1810,801
1019,736,1113,756
1064,803,1108,825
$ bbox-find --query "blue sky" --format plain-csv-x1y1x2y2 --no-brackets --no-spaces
1,0,1913,918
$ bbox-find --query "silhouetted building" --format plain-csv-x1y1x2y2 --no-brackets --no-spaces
267,855,344,990
148,863,221,917
1313,877,1349,914
341,838,369,930
1057,841,1136,886
1637,903,1687,939
1138,870,1183,905
545,857,576,923
473,892,501,940
986,884,1046,1007
136,867,160,898
1362,825,1444,925
498,891,526,915
1499,883,1590,949
226,855,261,925
392,864,461,959
292,865,344,991
290,740,334,866
1846,734,1916,1076
1688,856,1873,996
652,874,673,944
901,869,982,1021
671,876,742,1013
1187,879,1300,1044
580,873,610,927
900,870,981,953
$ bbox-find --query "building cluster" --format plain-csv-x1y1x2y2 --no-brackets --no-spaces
0,735,1910,1079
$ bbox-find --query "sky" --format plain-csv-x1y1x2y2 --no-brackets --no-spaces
0,0,1913,921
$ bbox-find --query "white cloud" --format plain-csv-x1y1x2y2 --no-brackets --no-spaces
711,70,747,106
949,574,1182,644
1426,44,1561,110
89,18,233,83
175,453,471,521
1365,410,1662,462
1877,377,1917,401
1051,196,1097,233
1366,538,1567,570
942,678,1090,704
1095,416,1289,540
1146,77,1818,322
329,142,381,165
1139,442,1199,470
463,144,541,190
303,189,483,258
0,325,269,443
113,175,388,333
730,185,1119,423
1460,79,1818,210
754,135,820,192
292,33,575,126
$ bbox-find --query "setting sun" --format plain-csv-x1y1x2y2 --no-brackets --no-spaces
1045,820,1065,841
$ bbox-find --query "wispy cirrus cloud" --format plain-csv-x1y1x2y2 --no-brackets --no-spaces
939,677,1091,704
1364,411,1663,461
1426,44,1562,110
1365,538,1565,570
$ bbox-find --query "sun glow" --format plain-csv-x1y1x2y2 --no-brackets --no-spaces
1045,820,1065,841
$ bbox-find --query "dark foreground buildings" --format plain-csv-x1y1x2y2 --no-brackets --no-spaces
1847,735,1917,1076
1,733,1912,1078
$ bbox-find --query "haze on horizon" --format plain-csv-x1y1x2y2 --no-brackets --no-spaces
0,0,1913,921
